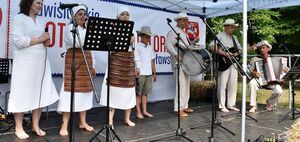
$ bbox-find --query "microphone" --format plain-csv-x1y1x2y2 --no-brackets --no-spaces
167,18,172,23
199,16,205,21
59,3,79,9
44,28,50,47
84,17,89,28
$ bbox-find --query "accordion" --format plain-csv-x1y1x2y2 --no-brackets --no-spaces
255,57,288,86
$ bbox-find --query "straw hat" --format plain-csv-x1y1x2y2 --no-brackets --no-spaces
174,11,188,21
137,26,153,36
257,40,272,50
222,18,239,26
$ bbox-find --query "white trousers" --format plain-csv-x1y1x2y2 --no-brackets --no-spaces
248,79,283,107
217,65,238,109
173,67,190,111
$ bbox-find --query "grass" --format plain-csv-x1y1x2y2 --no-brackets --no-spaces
236,81,300,108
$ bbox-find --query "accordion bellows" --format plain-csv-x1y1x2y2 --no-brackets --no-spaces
255,57,288,86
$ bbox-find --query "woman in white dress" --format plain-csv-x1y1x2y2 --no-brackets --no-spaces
57,5,95,136
8,0,59,139
100,6,140,127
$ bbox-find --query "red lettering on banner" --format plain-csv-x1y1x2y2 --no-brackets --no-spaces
45,21,66,48
153,35,166,53
58,22,66,47
0,7,2,27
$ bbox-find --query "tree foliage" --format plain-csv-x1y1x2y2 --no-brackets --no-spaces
206,6,300,54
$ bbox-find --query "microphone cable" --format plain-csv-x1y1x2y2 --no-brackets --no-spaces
36,28,50,142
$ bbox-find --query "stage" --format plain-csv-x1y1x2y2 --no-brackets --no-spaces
0,100,295,142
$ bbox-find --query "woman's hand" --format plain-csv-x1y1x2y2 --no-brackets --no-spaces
44,39,50,47
39,33,50,42
91,68,96,77
130,35,135,45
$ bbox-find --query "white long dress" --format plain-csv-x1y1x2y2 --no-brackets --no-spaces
8,14,59,113
57,24,94,112
100,31,140,110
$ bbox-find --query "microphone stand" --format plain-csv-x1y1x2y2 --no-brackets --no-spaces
69,9,76,142
150,19,193,142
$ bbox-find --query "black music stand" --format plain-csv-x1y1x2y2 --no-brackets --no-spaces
279,66,300,122
0,59,13,133
0,59,9,115
83,17,134,142
0,59,9,84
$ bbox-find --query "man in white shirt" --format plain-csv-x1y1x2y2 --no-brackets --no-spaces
165,12,196,117
208,19,242,113
248,40,288,112
135,26,157,119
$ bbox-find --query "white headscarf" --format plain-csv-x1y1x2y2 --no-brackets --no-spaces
72,5,87,16
116,6,131,20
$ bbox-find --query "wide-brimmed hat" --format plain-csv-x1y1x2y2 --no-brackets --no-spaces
222,18,239,26
257,40,272,50
137,26,153,36
174,11,188,21
72,5,87,16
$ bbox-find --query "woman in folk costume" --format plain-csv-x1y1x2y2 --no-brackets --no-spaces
100,6,140,128
57,5,95,136
8,0,59,139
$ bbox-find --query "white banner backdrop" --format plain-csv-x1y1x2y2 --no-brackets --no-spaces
1,0,206,111
0,0,8,58
7,0,206,75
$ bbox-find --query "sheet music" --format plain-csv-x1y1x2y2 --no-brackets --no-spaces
280,58,289,80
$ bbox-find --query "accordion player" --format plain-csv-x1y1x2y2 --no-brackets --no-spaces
248,40,290,112
254,57,289,87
